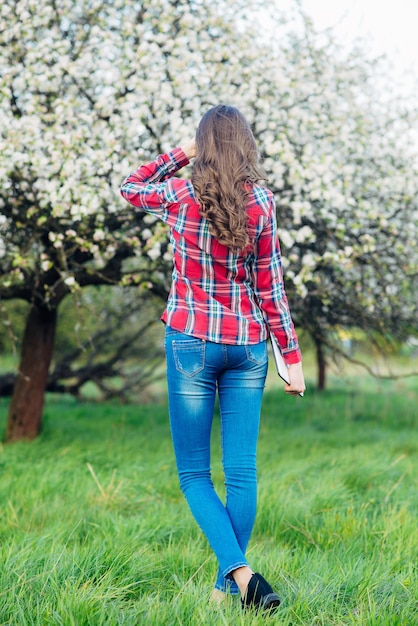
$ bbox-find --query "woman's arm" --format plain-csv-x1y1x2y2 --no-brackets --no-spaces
252,196,305,394
253,204,306,395
120,147,190,215
252,202,300,358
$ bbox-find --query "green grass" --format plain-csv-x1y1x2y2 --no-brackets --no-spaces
0,376,417,625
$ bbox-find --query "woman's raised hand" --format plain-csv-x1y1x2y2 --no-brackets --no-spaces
181,138,197,160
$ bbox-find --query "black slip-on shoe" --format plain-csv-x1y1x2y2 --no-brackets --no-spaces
241,572,281,613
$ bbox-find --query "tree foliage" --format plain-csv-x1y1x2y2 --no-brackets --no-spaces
0,0,417,437
249,13,418,381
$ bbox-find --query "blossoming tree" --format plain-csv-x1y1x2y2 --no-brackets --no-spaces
1,0,417,440
247,18,418,388
0,0,264,440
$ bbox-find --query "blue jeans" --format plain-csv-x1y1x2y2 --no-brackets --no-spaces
164,326,268,594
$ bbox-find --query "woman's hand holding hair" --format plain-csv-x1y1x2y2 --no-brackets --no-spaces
284,362,306,396
181,138,197,160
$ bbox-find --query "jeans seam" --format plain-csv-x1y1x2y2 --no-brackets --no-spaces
222,344,228,368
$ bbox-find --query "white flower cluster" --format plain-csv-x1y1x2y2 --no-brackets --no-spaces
0,0,416,335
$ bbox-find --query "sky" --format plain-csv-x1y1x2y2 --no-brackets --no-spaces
277,0,418,90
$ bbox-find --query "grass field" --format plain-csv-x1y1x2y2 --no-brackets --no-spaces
0,373,417,625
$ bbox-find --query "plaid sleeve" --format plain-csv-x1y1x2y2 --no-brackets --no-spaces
120,147,190,219
252,196,301,365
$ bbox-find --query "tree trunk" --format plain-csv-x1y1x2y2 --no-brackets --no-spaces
6,304,57,442
315,337,327,391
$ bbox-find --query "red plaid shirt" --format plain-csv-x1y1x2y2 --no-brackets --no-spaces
120,147,301,364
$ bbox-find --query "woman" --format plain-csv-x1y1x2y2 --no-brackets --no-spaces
120,105,305,612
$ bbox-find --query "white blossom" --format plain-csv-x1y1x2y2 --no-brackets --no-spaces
147,243,161,261
0,0,416,345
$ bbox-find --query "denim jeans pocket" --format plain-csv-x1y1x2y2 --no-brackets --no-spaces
245,341,268,365
173,339,205,377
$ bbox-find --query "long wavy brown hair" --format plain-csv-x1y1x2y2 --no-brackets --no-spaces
192,105,265,253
